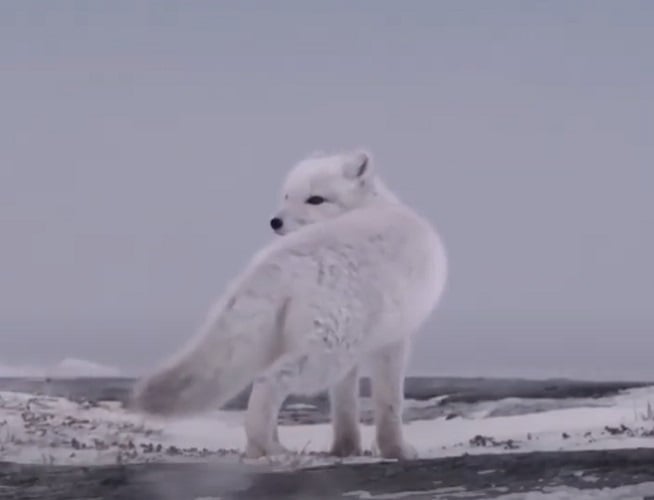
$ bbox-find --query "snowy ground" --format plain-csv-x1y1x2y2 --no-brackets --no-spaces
2,370,654,499
1,382,653,471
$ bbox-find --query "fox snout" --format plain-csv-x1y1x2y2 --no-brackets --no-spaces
270,217,283,232
270,215,293,235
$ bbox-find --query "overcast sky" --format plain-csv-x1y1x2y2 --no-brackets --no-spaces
1,1,653,380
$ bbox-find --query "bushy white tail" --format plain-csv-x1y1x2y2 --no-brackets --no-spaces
130,287,286,417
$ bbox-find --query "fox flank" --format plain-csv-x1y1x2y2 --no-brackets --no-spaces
131,149,447,460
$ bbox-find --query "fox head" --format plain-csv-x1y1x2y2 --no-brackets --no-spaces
270,150,385,235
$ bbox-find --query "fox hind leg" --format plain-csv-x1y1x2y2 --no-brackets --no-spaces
245,349,357,458
244,379,288,459
369,339,418,460
329,366,362,457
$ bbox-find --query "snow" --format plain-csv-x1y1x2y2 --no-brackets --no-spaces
277,386,654,461
1,384,653,469
0,358,122,379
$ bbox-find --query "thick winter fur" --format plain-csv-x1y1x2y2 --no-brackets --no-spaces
131,149,448,460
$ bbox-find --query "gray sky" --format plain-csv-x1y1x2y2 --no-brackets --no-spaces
1,1,653,380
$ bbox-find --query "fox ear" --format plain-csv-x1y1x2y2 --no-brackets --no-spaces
342,150,372,180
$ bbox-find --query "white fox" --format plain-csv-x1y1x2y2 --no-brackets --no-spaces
131,150,448,460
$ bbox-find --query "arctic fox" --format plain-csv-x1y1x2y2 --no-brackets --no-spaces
131,150,447,460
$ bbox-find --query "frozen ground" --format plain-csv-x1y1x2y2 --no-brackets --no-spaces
2,448,654,499
1,372,654,498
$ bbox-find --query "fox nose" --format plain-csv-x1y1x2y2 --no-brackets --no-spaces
270,217,283,231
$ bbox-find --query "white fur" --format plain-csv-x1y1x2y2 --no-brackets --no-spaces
131,149,448,460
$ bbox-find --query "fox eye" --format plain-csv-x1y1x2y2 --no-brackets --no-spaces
305,195,326,205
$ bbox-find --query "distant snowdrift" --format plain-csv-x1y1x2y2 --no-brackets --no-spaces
46,358,121,378
0,358,121,379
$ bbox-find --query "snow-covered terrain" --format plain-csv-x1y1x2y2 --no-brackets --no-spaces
1,383,653,470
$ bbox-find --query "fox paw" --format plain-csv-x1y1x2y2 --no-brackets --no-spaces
372,438,418,461
330,434,362,457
